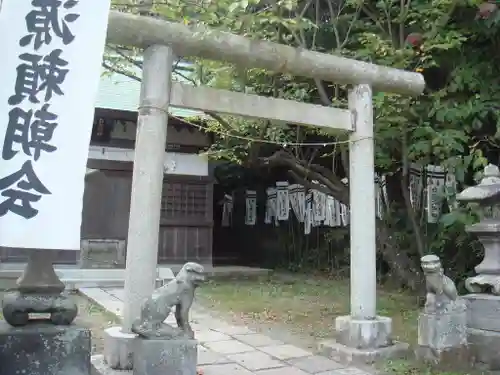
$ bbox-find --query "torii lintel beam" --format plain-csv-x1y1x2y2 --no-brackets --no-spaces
106,11,425,97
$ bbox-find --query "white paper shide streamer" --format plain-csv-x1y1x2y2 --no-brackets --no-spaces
245,190,257,226
276,181,290,221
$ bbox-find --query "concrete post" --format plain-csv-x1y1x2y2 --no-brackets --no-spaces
122,45,175,333
348,84,376,320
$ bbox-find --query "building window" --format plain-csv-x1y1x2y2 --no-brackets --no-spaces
161,182,209,219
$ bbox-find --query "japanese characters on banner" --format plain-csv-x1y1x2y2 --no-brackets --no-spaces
234,177,386,233
0,0,111,249
244,190,257,226
425,165,446,223
304,192,313,235
264,187,278,226
276,181,290,221
409,163,424,210
409,163,459,222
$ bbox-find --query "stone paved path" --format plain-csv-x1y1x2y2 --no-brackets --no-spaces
81,287,374,375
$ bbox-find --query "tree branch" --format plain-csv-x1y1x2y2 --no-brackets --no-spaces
261,150,349,204
102,61,141,82
401,125,425,257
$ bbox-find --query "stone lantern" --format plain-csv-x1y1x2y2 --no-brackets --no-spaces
456,163,500,369
457,164,500,294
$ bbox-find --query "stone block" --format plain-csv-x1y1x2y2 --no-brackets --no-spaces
253,367,310,375
318,338,409,365
91,355,132,375
80,239,126,269
335,315,392,349
287,355,344,373
417,306,467,350
416,301,469,368
197,347,232,365
204,339,254,354
0,321,91,375
103,326,137,370
195,329,232,343
227,351,285,371
318,368,373,375
233,333,284,347
199,363,254,375
258,344,312,360
468,327,500,370
133,338,197,375
464,293,500,332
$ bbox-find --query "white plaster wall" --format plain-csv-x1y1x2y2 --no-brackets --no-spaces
88,146,208,176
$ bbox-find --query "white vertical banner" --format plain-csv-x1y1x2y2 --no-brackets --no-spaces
276,181,290,221
245,190,257,226
426,165,446,223
304,192,312,235
0,0,111,249
296,184,305,222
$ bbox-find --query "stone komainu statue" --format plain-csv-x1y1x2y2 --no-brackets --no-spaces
132,262,206,339
421,254,460,313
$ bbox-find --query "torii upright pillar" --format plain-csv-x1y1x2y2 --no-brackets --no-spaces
103,44,175,370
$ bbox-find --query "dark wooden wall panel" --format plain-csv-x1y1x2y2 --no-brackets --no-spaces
158,226,212,264
81,170,132,240
84,160,213,265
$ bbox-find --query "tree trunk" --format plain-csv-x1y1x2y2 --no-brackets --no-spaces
376,219,423,291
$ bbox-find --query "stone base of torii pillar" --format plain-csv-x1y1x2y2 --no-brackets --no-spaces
319,316,409,365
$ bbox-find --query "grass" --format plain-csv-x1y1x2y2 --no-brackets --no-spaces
198,274,420,347
198,274,492,375
383,359,493,375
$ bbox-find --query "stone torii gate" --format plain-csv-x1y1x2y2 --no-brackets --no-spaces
104,10,424,367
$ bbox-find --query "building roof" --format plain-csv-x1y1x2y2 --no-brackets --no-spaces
95,65,203,118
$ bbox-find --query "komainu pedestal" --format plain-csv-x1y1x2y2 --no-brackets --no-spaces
133,338,197,375
416,255,469,366
0,321,91,375
417,304,468,361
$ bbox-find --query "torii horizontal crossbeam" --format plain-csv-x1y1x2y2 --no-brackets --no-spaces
170,82,353,131
106,11,425,96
